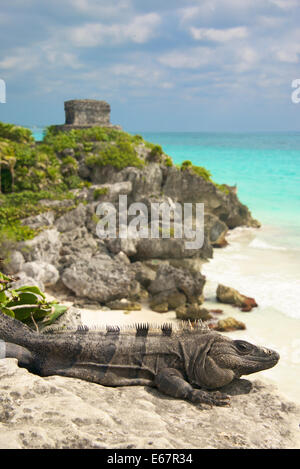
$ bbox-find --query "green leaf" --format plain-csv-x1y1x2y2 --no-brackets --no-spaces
42,304,68,326
13,306,38,321
32,306,52,320
15,285,46,299
6,291,42,307
0,290,7,303
1,306,15,318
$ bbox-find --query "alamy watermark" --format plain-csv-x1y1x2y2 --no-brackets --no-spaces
95,195,204,250
0,79,6,103
291,79,300,104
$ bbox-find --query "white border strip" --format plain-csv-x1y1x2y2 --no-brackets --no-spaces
0,340,6,359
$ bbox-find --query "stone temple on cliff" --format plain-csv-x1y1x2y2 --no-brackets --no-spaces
55,99,121,131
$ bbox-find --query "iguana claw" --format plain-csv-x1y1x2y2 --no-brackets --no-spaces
189,389,230,407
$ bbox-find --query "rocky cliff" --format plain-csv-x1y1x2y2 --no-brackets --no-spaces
1,124,260,315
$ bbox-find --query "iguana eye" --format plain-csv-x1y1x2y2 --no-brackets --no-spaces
234,340,252,354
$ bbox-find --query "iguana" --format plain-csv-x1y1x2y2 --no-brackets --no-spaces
0,312,279,406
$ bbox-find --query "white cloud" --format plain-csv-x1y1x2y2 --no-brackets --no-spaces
234,46,258,72
275,46,300,63
71,0,131,17
190,26,248,42
69,13,161,47
0,42,82,74
178,0,264,24
0,50,39,71
256,15,286,28
158,47,212,69
268,0,300,9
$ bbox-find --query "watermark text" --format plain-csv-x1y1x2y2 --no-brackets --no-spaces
0,79,6,103
96,195,204,250
291,79,300,104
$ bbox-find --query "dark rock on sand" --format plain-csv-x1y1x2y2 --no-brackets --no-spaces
216,284,258,311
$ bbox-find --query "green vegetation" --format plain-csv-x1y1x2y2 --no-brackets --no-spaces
0,271,67,328
93,187,109,200
181,160,193,169
164,156,173,167
0,190,77,249
0,123,83,245
215,183,230,194
181,160,212,181
44,126,154,151
86,141,145,170
148,144,163,162
0,122,34,144
180,160,229,192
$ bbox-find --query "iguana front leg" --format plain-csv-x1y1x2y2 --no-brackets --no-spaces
155,368,230,406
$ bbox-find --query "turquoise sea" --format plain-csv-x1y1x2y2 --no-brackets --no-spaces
32,129,300,320
141,132,300,246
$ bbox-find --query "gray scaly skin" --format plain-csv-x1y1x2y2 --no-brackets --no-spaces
0,312,280,407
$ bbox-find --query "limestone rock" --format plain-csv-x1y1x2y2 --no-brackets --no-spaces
175,305,187,317
150,289,186,312
131,262,157,288
22,261,59,288
114,251,131,265
134,236,213,261
106,299,141,311
166,290,187,309
9,271,44,291
176,304,212,321
0,359,298,449
105,237,138,257
216,284,258,311
162,166,259,229
88,181,132,203
212,317,246,332
149,264,206,304
150,302,169,313
58,226,100,269
61,254,135,303
2,251,25,275
19,229,62,265
21,211,55,230
55,203,87,233
204,213,228,247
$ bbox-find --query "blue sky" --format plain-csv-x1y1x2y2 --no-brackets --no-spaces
0,0,300,131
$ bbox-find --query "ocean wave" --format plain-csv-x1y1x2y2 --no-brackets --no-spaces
248,239,287,251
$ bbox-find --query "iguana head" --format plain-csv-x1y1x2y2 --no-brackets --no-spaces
191,333,280,389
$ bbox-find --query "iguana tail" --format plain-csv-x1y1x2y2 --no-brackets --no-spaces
0,310,37,347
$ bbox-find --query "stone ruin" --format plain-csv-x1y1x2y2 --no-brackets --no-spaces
54,99,121,131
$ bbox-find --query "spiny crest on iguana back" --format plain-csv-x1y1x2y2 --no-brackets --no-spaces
42,320,210,337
